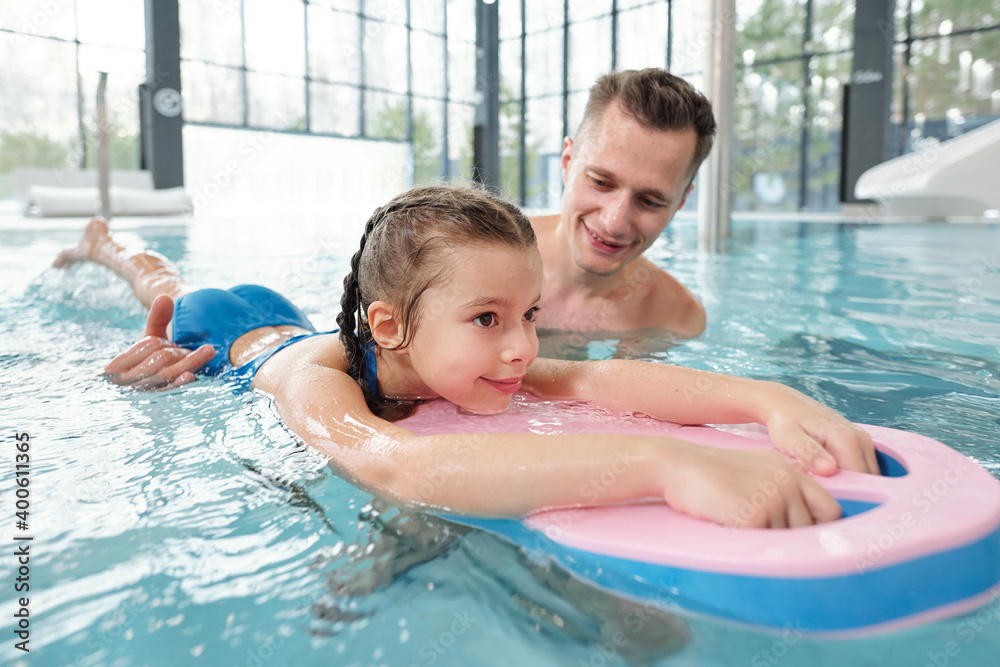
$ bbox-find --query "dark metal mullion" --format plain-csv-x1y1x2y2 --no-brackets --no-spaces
610,0,617,71
666,0,673,71
303,0,311,132
75,28,86,168
441,0,450,179
561,0,569,141
405,0,413,144
239,0,248,126
519,0,527,205
799,0,813,210
358,3,366,136
899,0,913,156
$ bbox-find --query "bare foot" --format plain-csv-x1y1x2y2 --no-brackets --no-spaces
53,218,110,268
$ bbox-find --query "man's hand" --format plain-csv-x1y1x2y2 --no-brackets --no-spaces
104,295,215,390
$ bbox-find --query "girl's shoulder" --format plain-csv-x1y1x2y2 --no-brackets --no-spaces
253,331,348,391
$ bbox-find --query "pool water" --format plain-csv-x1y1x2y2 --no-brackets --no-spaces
1,217,999,666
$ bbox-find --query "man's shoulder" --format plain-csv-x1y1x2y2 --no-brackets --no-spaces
629,259,705,336
528,213,560,236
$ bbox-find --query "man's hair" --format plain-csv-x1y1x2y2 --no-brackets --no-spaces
577,68,717,178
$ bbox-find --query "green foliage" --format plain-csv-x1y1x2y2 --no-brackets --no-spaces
369,98,443,185
0,131,74,173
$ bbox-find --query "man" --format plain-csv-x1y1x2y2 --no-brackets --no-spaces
530,68,717,336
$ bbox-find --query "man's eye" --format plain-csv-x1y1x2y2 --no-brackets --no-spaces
473,313,497,327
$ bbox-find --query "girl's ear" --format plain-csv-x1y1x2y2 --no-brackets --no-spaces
367,301,406,350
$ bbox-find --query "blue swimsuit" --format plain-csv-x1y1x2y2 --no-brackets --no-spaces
172,284,377,390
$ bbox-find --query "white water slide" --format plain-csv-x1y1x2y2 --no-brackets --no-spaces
855,118,1000,219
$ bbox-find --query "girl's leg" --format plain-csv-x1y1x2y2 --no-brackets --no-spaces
53,218,196,308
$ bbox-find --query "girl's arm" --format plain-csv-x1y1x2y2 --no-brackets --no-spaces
256,353,841,528
524,358,880,476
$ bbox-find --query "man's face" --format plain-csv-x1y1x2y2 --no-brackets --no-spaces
559,104,698,278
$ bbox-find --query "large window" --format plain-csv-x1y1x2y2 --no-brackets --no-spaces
2,1,997,211
500,0,999,213
0,0,145,199
180,0,470,185
894,2,1000,155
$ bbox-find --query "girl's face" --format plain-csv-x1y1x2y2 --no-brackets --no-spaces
401,243,543,415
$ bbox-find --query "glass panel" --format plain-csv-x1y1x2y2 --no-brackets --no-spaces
180,0,244,67
78,45,145,170
0,0,77,39
365,90,408,140
448,38,476,103
500,34,522,102
568,16,611,93
411,0,445,33
0,34,79,199
499,97,522,201
670,0,711,76
412,96,445,183
736,0,806,63
567,89,587,137
733,61,803,211
912,2,997,38
524,95,563,209
76,0,144,50
811,0,853,53
446,0,474,42
411,31,445,98
618,0,655,9
617,5,669,71
308,5,360,84
182,61,245,125
247,72,306,129
447,101,475,180
310,0,358,11
499,0,522,40
804,53,850,210
310,81,360,135
244,0,306,76
906,30,1000,144
525,29,563,98
569,0,612,22
363,19,408,93
526,0,565,34
363,0,407,24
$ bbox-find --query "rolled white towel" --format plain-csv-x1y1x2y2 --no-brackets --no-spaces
24,186,100,217
24,185,194,217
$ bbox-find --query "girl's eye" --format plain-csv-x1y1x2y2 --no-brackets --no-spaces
523,307,539,322
473,313,497,327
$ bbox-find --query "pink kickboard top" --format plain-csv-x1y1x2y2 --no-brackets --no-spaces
399,395,1000,579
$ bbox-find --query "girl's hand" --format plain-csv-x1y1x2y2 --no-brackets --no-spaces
661,441,842,528
762,384,880,476
104,295,215,390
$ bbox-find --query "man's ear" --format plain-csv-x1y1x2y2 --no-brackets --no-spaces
677,182,694,211
367,301,405,350
560,136,574,183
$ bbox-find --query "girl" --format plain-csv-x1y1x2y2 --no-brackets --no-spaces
55,184,878,528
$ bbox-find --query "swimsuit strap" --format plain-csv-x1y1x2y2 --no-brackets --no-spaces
362,340,379,396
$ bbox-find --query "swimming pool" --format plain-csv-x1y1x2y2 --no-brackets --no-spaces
2,215,999,666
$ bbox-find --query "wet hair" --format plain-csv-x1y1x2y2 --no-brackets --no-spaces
576,68,717,180
337,183,536,420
